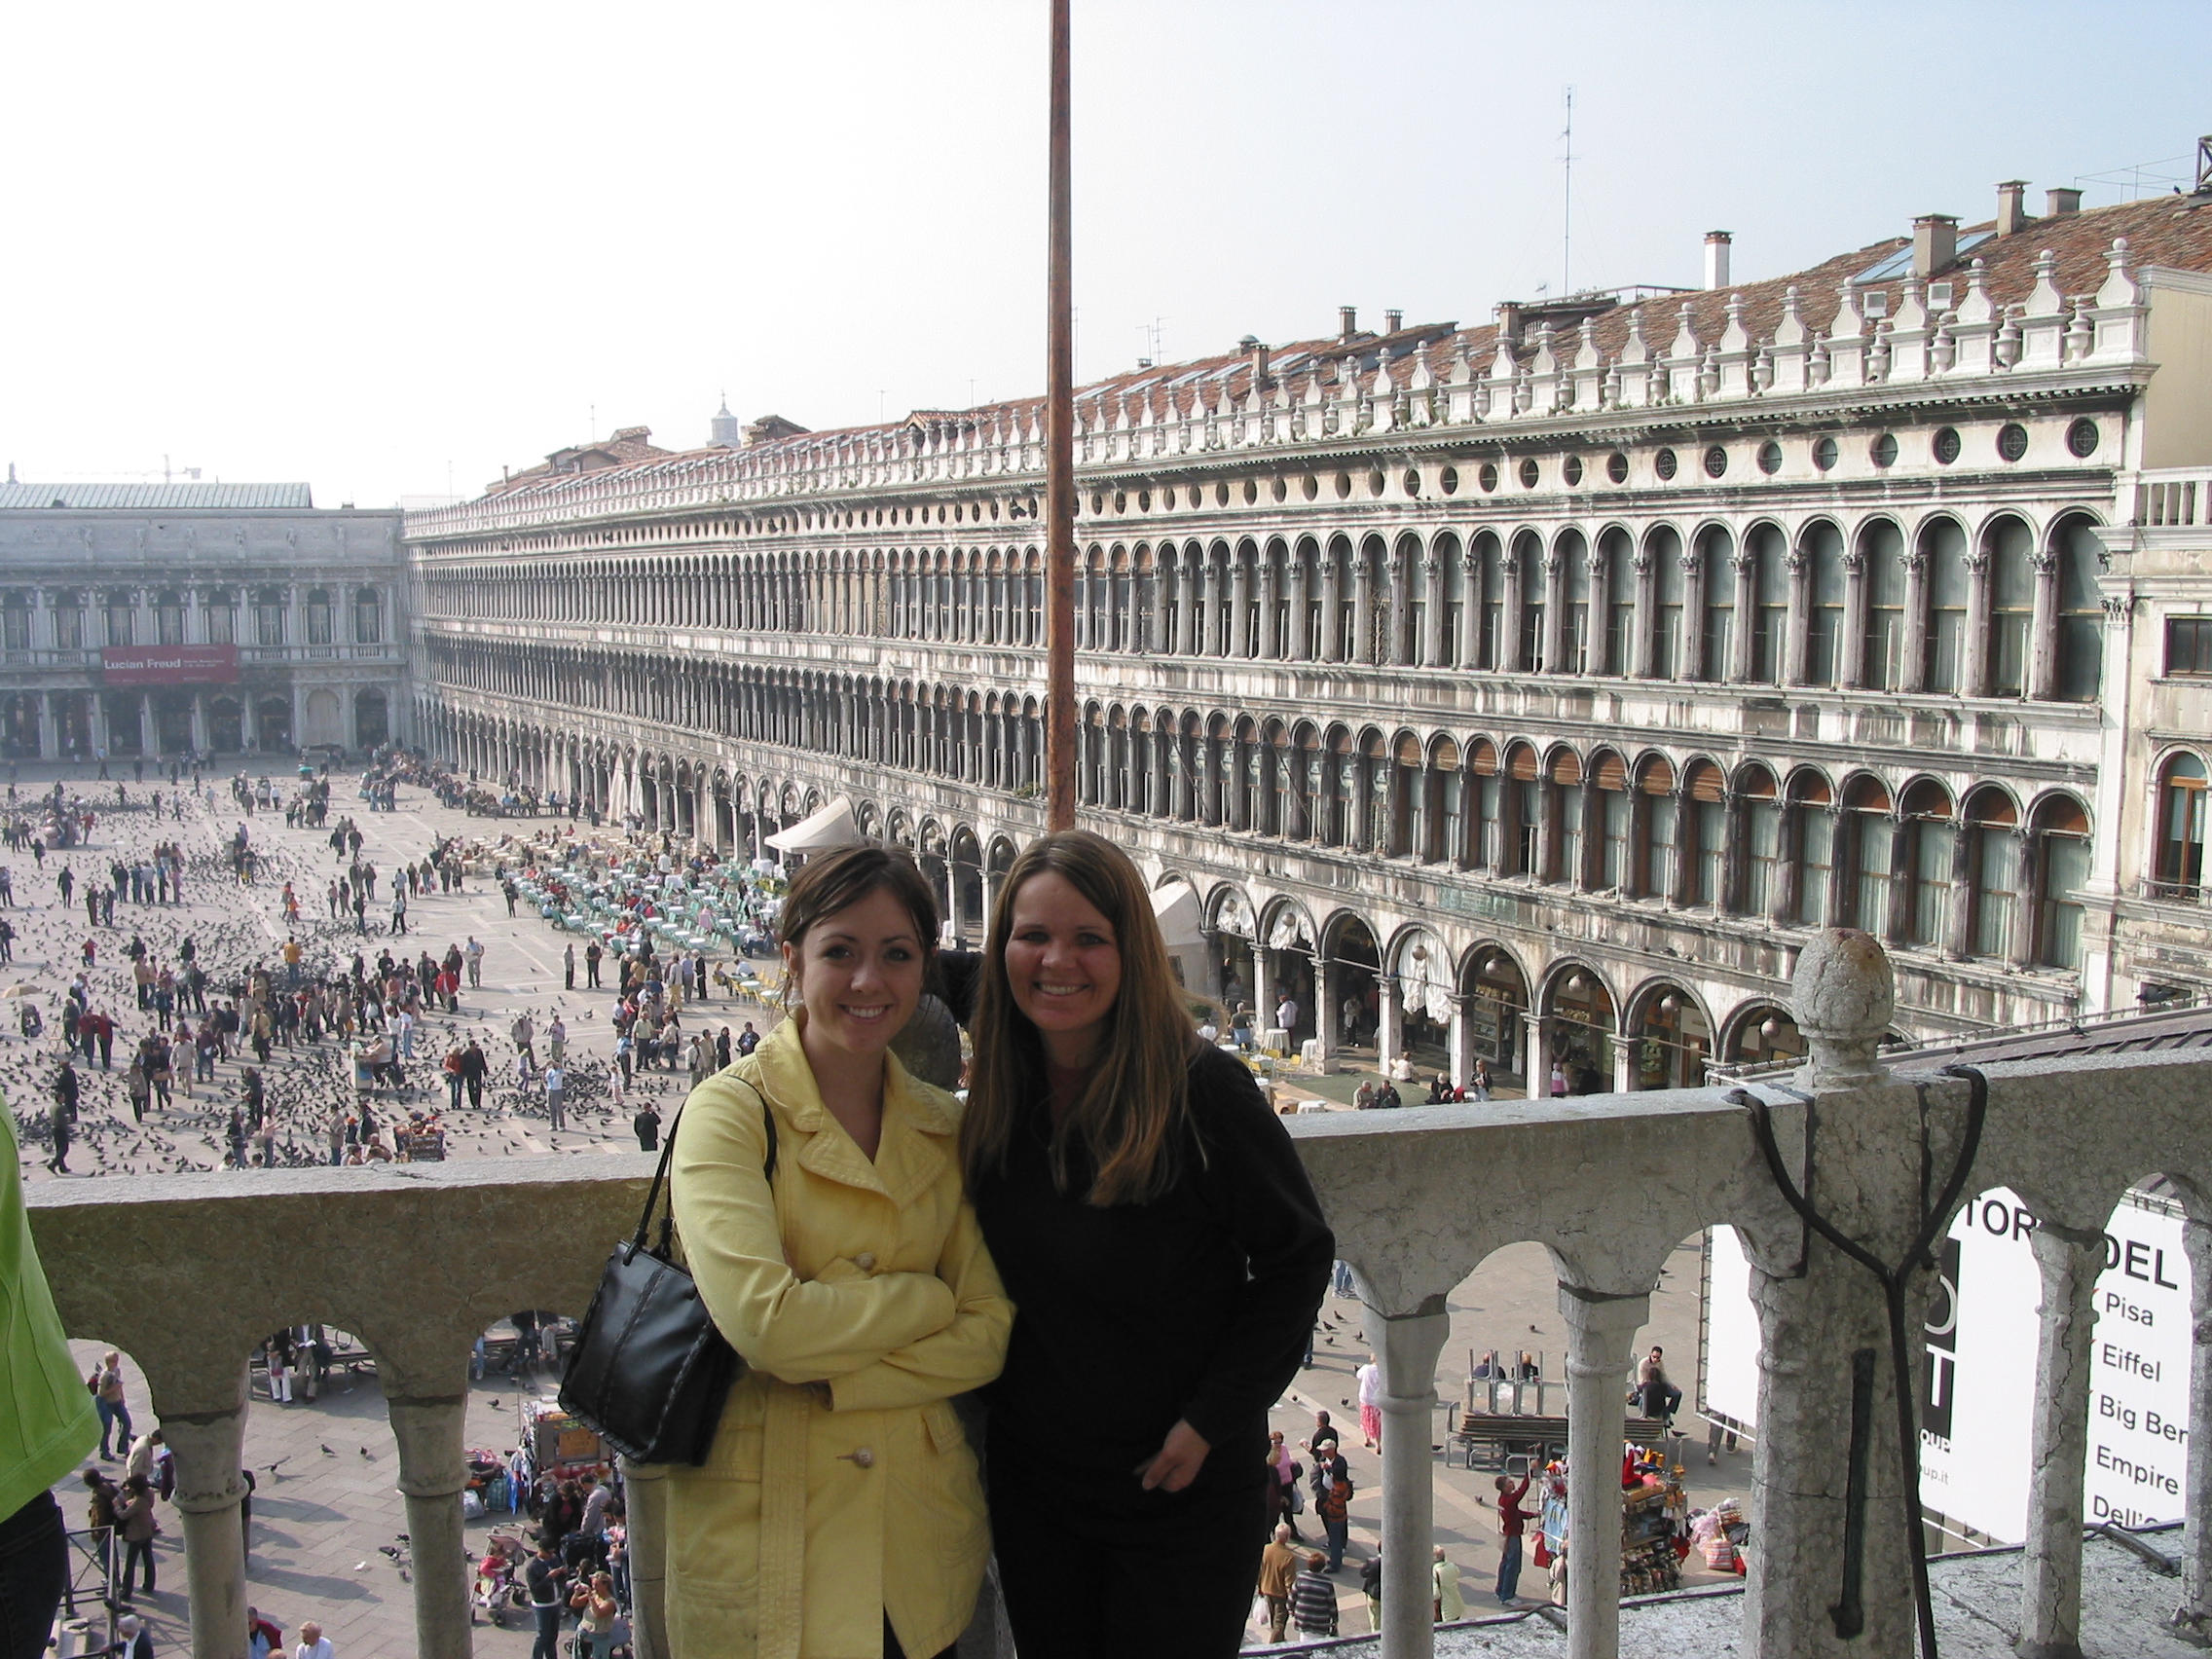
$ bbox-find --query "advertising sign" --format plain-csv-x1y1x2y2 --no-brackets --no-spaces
99,645,240,685
1700,1189,2192,1543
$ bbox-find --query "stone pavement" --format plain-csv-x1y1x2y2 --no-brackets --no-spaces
16,757,1746,1652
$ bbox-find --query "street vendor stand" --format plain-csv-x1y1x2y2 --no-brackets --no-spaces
522,1396,605,1481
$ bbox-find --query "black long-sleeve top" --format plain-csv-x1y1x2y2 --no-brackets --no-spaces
971,1041,1334,1485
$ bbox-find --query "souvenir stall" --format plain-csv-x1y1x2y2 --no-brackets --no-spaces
1530,1441,1692,1604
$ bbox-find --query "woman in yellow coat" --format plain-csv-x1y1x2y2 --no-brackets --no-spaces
666,845,1012,1659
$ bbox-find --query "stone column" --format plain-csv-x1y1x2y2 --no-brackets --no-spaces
138,692,155,756
1254,944,1277,1027
1630,551,1656,679
1458,553,1482,668
36,691,56,760
1745,930,1929,1659
1559,1287,1650,1659
1350,552,1375,665
1448,995,1472,1089
2028,554,2060,702
163,1382,252,1659
1839,551,1868,691
1678,552,1707,682
1309,953,1335,1069
1899,552,1930,692
1360,1297,1451,1659
1502,555,1528,673
384,1375,475,1659
1540,554,1567,675
1963,552,1993,697
1230,559,1253,659
2017,1219,2107,1659
1374,975,1400,1070
2175,1213,2212,1643
623,1460,672,1659
1785,551,1812,685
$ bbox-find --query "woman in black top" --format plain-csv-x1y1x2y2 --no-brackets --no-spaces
963,830,1333,1658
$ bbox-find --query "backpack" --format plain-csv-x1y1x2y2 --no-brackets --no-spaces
1317,1478,1351,1523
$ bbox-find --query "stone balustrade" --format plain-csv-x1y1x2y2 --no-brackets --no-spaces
27,931,2212,1659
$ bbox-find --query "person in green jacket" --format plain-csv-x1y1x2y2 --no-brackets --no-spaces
0,1089,100,1654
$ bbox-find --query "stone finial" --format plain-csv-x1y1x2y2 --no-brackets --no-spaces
1790,928,1894,1088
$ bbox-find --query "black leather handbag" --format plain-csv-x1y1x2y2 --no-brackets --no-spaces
559,1082,777,1465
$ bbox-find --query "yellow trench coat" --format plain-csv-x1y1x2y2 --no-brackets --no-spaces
659,1015,1012,1659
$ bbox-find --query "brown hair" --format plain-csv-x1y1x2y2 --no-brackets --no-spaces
776,844,940,974
961,830,1195,1206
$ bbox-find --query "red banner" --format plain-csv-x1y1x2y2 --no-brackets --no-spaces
99,645,240,685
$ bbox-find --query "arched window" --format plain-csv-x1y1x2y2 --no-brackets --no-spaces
1963,790,2021,958
1641,757,1677,898
1986,518,2035,696
1899,780,1957,948
1602,530,1636,674
1742,767,1782,913
1593,752,1630,890
2035,796,2092,969
1463,740,1500,868
1922,519,1969,692
1649,529,1684,678
1747,525,1788,682
1684,759,1727,907
0,593,27,654
1476,534,1506,671
104,590,134,648
1436,535,1465,666
1558,532,1590,673
305,588,333,647
1515,533,1546,673
1429,737,1461,864
1552,750,1585,884
1804,521,1848,685
1840,776,1895,935
155,590,185,646
1508,744,1542,875
1862,520,1907,689
352,586,383,645
2053,519,2104,702
2155,754,2207,898
1698,528,1734,682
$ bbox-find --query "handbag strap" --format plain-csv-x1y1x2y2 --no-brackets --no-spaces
630,1076,778,1255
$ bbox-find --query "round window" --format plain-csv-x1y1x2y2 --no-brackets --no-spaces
1757,441,1783,476
1439,465,1459,496
1606,452,1629,484
1478,462,1499,494
1368,470,1386,498
1335,472,1353,499
1113,491,1127,513
1403,468,1421,497
1518,458,1540,489
1243,479,1259,504
1215,482,1231,506
1813,436,1839,472
1272,477,1287,502
1563,455,1584,487
1654,448,1678,481
1871,432,1899,468
1997,423,2029,462
1089,494,1104,514
1933,426,1962,465
2067,418,2100,458
1136,490,1151,512
1703,445,1728,478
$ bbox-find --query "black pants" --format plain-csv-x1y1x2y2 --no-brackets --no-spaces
988,1458,1267,1659
0,1493,66,1659
121,1536,155,1594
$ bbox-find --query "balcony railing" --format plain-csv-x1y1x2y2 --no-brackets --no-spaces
25,931,2212,1659
2132,467,2212,528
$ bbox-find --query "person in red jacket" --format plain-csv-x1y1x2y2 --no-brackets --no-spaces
1493,1474,1533,1605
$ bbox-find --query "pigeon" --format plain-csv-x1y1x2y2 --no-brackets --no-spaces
319,1445,334,1456
359,1446,373,1458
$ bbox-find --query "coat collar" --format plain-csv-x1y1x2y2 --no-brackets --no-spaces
751,1014,955,1206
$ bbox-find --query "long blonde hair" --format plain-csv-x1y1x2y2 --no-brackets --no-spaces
961,830,1196,1206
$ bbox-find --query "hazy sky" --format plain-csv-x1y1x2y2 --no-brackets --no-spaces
3,1,2206,508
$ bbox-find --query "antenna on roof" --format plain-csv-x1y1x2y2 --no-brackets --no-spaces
1560,86,1577,296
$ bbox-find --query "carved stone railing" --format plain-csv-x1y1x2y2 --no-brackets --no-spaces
27,931,2212,1659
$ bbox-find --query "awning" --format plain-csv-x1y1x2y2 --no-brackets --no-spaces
1152,880,1204,950
765,795,863,855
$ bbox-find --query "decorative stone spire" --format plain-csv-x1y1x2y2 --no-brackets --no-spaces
1790,928,1895,1088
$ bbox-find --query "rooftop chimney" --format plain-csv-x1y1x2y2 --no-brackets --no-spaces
1493,301,1524,346
1912,214,1960,277
1249,340,1271,387
1995,180,2029,237
1384,309,1404,334
1704,231,1732,291
1339,306,1358,340
2046,187,2083,218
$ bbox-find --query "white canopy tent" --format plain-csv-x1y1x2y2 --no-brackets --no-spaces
764,795,863,856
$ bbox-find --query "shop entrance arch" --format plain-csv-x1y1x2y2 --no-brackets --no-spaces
1631,980,1713,1089
1458,945,1530,1091
1322,913,1381,1053
1723,1001,1804,1069
1540,964,1618,1096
